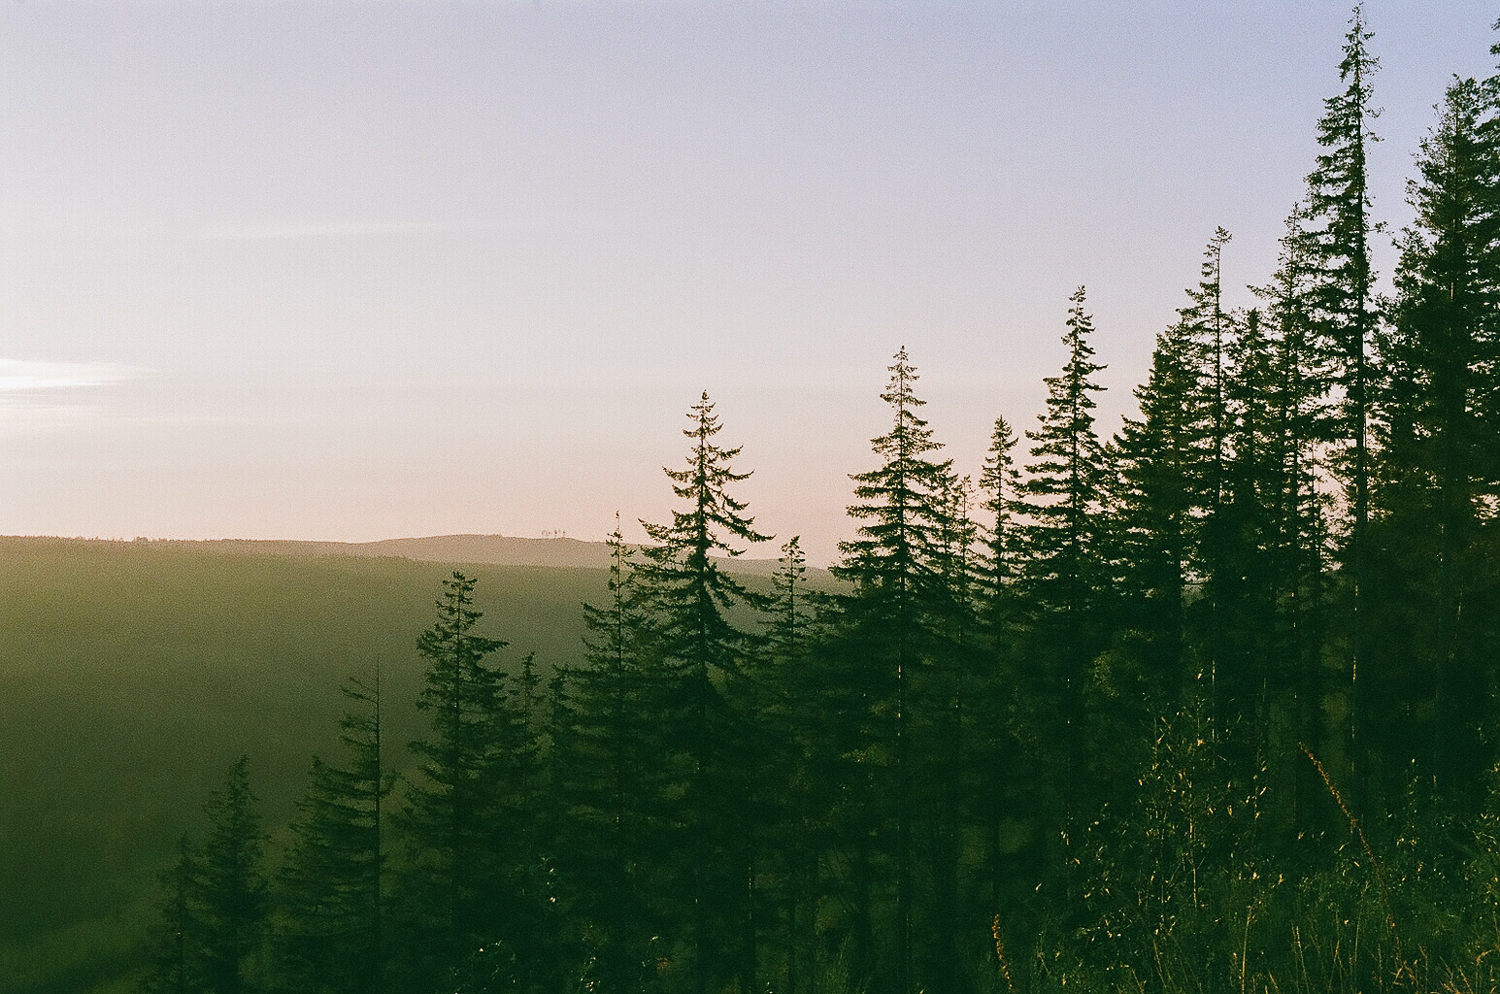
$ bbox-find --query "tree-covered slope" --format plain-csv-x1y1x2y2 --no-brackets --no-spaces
0,537,600,994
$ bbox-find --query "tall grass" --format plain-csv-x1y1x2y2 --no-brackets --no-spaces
1000,714,1500,994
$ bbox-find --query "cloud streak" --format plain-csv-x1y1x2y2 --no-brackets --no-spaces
0,359,145,392
197,220,489,241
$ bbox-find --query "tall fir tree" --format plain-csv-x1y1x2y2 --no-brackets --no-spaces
828,347,962,994
1109,324,1207,706
392,572,541,992
1296,2,1382,812
139,835,202,994
759,535,820,994
550,519,662,991
972,417,1027,922
978,415,1022,642
634,391,770,994
195,757,269,994
274,674,390,994
1250,207,1337,834
1373,70,1500,809
139,761,269,994
1012,287,1111,820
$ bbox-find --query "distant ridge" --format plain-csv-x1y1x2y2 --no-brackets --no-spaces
1,534,801,575
350,534,615,568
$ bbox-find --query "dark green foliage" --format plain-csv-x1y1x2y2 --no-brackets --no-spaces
393,572,543,992
139,836,201,994
978,416,1022,622
1108,288,1215,705
548,524,664,992
824,347,973,994
139,758,268,994
1370,70,1500,813
1014,288,1110,631
196,758,269,994
632,391,772,994
274,676,389,994
1065,688,1267,994
1010,288,1112,826
636,392,772,683
1295,2,1383,815
756,537,820,994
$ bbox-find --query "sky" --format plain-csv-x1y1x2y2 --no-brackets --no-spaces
2,1,1496,567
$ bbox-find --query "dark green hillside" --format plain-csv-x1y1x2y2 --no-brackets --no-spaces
0,536,599,994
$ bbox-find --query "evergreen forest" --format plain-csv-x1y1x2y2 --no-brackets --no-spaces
94,9,1500,994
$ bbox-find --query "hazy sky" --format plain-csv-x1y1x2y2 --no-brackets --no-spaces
3,1,1495,566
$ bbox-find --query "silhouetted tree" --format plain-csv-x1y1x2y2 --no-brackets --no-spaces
1012,287,1112,820
197,757,270,994
550,520,663,990
827,347,963,994
1372,71,1500,810
392,572,540,992
275,674,389,994
1295,3,1382,812
139,835,202,994
634,391,771,994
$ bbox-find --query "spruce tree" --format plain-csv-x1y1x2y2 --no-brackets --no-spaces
1109,295,1215,707
828,347,960,994
1374,71,1500,808
978,415,1022,637
761,536,818,994
634,391,770,994
139,835,202,994
196,757,269,994
1012,287,1111,813
973,418,1025,919
139,761,268,994
550,519,661,990
636,392,772,682
1177,230,1244,734
1296,2,1382,811
1252,207,1336,833
393,572,539,991
275,675,389,994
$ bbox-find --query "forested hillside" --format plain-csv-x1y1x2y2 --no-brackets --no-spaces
0,539,607,994
16,8,1500,994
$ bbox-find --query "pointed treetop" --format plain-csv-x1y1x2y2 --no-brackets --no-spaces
882,346,925,411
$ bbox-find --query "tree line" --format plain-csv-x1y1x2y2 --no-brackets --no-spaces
138,9,1500,994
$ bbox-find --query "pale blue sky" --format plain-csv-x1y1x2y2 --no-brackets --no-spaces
2,1,1494,565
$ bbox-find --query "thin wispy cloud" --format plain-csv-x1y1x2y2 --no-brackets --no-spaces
198,220,490,241
0,359,145,391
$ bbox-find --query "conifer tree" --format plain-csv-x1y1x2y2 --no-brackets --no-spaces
1177,230,1244,732
1221,307,1289,722
1373,71,1500,807
139,835,202,994
636,392,772,682
275,675,389,994
972,418,1025,919
828,347,960,994
978,416,1022,636
634,391,770,994
761,535,819,994
139,761,268,994
1109,296,1214,705
1253,207,1336,831
1012,288,1111,810
196,757,269,994
1296,2,1382,810
550,519,661,990
393,572,539,991
768,535,810,666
